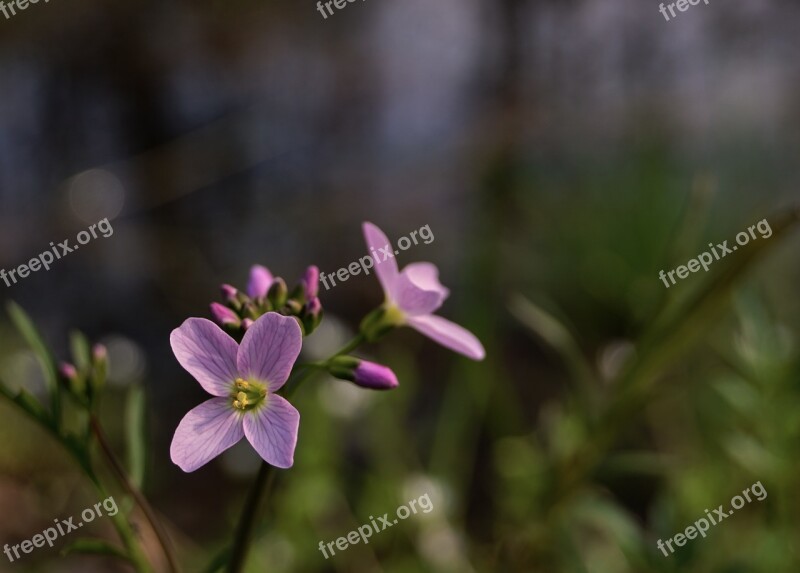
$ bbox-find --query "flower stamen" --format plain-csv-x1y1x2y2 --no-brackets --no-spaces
231,379,267,411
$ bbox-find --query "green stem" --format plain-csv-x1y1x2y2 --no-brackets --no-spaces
0,389,152,571
224,331,368,571
331,333,366,358
226,461,276,573
92,477,153,573
90,416,182,573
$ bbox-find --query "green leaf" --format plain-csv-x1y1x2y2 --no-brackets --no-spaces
508,295,596,391
60,538,132,562
6,301,60,424
125,386,147,489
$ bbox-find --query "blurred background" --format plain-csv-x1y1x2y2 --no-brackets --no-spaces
0,0,799,571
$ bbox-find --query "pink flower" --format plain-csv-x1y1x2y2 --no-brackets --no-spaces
169,312,302,472
362,222,485,361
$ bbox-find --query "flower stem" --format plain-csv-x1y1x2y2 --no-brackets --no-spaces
225,332,368,571
226,461,276,573
90,416,182,573
331,333,366,359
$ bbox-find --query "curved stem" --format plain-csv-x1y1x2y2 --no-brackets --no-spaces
90,416,182,573
226,461,276,573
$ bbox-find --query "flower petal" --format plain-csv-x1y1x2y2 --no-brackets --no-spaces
363,222,399,300
237,312,302,391
170,398,244,472
247,265,274,299
406,314,486,360
170,318,239,396
243,394,300,469
394,263,450,316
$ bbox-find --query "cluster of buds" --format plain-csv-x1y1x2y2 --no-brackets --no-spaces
210,265,323,339
59,341,108,406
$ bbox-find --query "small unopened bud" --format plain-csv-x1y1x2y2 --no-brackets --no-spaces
220,284,238,303
242,318,254,330
248,265,274,299
59,362,78,381
328,357,399,390
267,278,288,309
302,297,323,334
353,361,399,390
87,342,108,399
59,361,86,397
210,303,241,327
92,344,107,362
303,266,320,299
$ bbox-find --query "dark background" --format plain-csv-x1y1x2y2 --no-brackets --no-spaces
0,0,799,571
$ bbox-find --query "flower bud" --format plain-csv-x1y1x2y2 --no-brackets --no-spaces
353,361,399,390
220,284,238,303
242,318,254,330
328,357,399,390
248,265,274,299
59,361,85,397
89,344,108,398
59,362,78,381
210,303,241,327
267,278,288,309
92,344,107,363
302,297,323,334
303,265,320,299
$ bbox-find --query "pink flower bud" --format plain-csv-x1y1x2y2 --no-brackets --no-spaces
220,284,238,303
210,303,241,327
352,360,399,390
59,362,78,380
303,265,320,299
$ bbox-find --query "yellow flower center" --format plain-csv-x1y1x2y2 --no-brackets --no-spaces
231,378,267,411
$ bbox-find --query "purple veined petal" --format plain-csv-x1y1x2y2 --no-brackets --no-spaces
237,312,302,391
247,265,274,299
362,222,399,300
170,398,244,472
394,262,450,316
170,318,239,396
243,394,300,469
406,314,486,361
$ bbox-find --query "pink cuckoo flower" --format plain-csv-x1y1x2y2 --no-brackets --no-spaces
363,222,485,361
170,312,302,472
